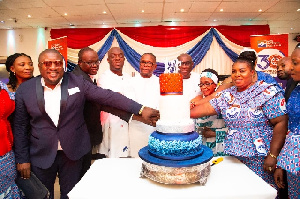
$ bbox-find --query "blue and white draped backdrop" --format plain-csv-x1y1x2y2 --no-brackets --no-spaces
66,28,246,77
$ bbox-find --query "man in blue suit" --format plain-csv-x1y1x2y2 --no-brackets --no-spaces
13,49,159,199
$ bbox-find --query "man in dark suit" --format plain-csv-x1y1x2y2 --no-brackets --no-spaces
13,49,159,199
72,47,141,178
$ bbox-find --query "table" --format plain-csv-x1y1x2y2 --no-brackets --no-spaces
68,156,277,199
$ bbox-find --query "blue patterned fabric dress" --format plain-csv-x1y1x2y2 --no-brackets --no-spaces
257,71,281,88
277,84,300,199
210,81,287,187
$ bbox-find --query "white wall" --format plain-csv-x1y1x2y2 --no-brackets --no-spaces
0,28,51,77
288,33,299,55
0,28,298,77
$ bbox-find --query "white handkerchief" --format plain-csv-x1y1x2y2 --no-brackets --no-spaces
68,87,80,96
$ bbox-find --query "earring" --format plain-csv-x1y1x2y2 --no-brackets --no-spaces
14,72,16,76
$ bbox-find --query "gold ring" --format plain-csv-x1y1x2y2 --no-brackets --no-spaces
268,167,272,171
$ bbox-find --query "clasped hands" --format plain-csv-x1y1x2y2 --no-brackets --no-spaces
133,106,160,127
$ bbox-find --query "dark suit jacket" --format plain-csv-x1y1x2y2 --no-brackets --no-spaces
72,66,132,146
13,73,142,169
285,78,298,102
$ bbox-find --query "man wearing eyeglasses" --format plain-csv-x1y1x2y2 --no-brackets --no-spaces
127,53,160,157
13,49,159,199
177,53,201,100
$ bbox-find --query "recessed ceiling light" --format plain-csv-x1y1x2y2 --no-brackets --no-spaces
291,27,294,30
170,21,176,26
69,23,74,26
258,9,262,12
297,9,300,12
103,11,106,14
220,9,223,12
0,20,4,23
213,19,217,22
180,9,184,12
64,13,67,16
142,10,144,13
28,15,31,18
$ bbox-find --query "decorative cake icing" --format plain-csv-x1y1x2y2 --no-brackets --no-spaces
148,131,203,160
159,73,183,95
139,70,213,185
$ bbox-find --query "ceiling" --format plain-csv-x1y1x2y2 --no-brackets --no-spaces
0,0,299,34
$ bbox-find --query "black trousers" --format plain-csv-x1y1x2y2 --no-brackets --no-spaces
31,151,82,199
80,150,92,179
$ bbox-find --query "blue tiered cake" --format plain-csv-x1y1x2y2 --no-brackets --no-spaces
139,73,213,184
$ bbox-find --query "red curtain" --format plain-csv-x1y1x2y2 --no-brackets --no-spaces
216,25,270,47
117,26,210,47
50,25,270,49
50,28,113,49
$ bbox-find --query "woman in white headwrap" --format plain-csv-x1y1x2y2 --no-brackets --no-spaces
194,69,228,156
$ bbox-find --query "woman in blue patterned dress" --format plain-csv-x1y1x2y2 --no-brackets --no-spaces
274,47,300,199
194,69,227,157
190,55,288,189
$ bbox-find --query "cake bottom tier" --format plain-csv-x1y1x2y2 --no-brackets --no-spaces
139,145,213,184
140,161,211,185
139,145,213,167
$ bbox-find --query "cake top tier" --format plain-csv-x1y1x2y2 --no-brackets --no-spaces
159,73,183,95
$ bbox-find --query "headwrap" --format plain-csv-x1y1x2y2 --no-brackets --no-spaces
200,72,218,84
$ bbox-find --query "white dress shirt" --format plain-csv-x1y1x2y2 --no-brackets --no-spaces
41,77,62,150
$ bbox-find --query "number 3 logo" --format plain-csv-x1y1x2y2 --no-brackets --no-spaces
256,49,285,71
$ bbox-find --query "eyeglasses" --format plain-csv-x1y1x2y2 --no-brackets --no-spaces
81,60,100,67
198,82,215,87
181,61,192,66
40,61,63,68
140,61,154,66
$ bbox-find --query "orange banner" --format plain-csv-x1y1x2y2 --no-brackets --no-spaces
250,34,288,77
48,36,67,70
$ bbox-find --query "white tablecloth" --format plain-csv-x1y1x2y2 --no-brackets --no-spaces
68,156,276,199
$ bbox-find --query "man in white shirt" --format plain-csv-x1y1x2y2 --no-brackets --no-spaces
97,47,132,158
127,53,160,157
177,53,201,100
